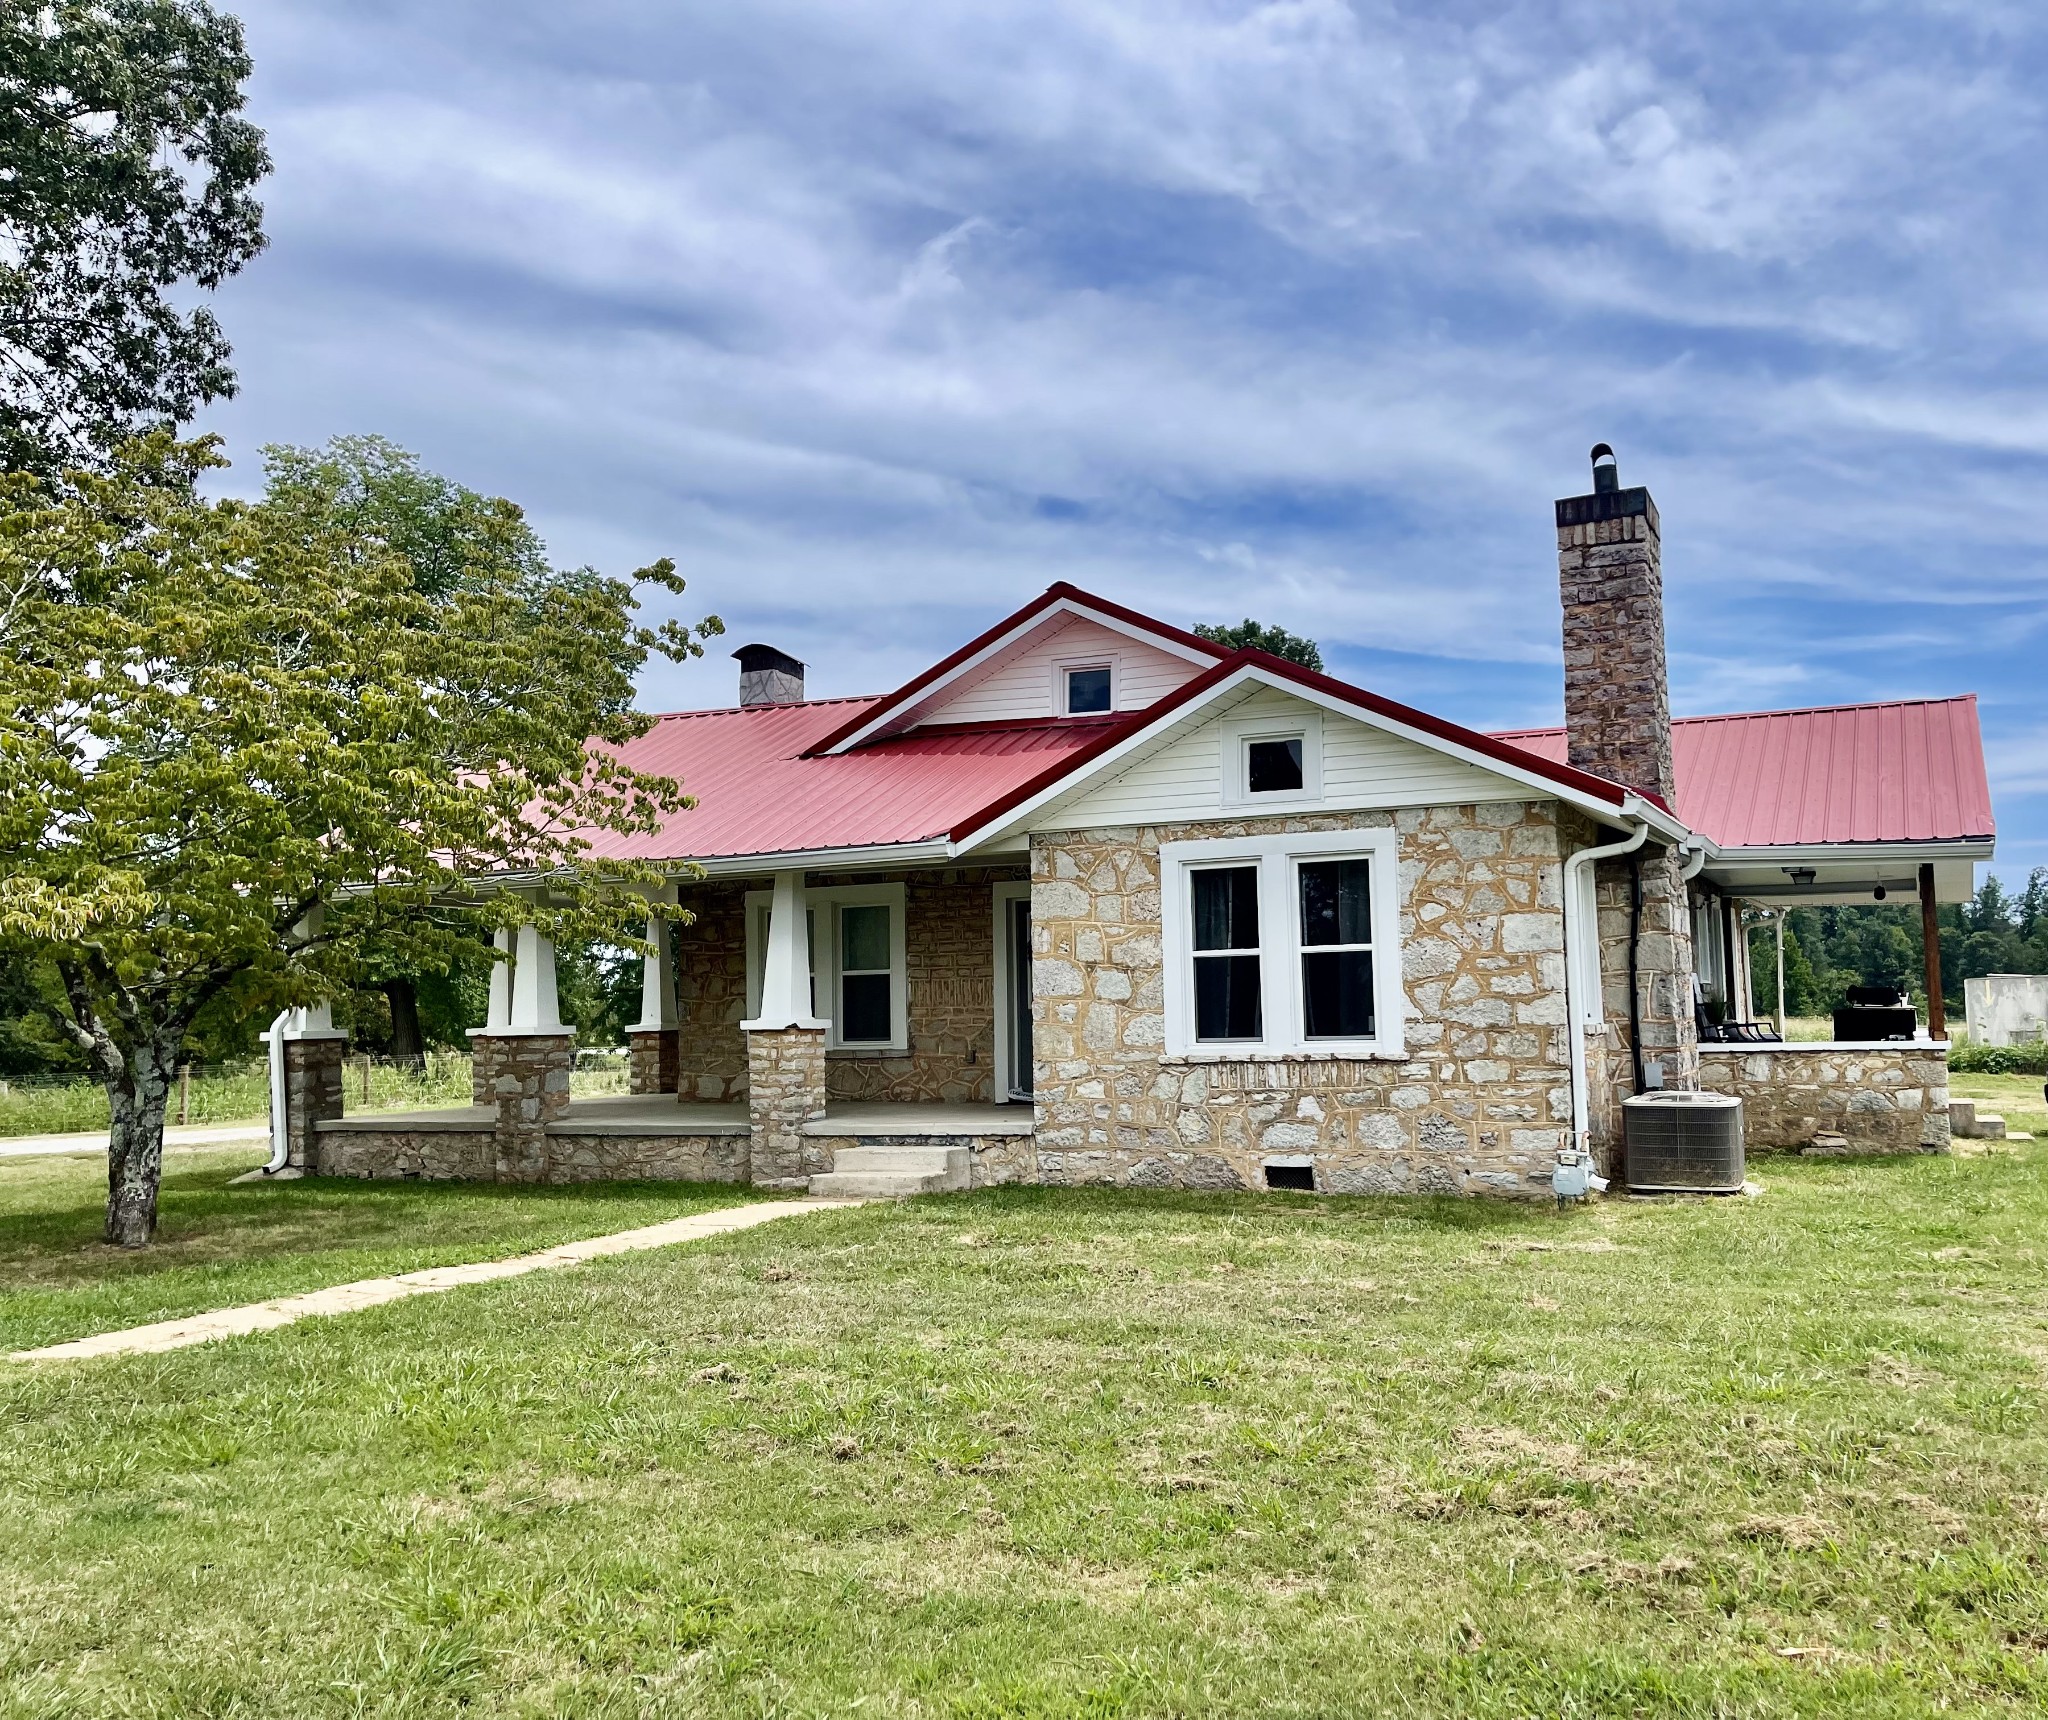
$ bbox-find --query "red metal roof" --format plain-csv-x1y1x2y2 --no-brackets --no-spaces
805,581,1230,755
1490,697,1993,847
577,698,1119,864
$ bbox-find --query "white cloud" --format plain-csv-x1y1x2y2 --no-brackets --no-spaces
201,0,2048,879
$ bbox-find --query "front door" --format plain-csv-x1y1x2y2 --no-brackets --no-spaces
1006,894,1033,1100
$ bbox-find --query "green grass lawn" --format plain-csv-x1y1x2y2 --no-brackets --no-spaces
0,1147,774,1353
4,1148,2046,1717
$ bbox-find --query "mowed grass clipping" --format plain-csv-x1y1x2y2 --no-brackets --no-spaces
4,1149,2047,1717
0,1148,775,1352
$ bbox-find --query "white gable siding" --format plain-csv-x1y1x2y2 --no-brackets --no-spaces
1038,686,1537,829
914,615,1203,728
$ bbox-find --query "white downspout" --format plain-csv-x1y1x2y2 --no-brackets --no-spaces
263,1008,293,1173
1562,817,1651,1157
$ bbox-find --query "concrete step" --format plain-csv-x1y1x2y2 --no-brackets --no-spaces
828,1144,968,1178
808,1142,969,1199
809,1169,957,1198
1949,1100,2007,1140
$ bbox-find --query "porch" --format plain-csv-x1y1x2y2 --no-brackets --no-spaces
280,860,1042,1191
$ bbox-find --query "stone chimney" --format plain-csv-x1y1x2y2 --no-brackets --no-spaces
734,643,805,708
1557,445,1700,1168
1555,444,1675,804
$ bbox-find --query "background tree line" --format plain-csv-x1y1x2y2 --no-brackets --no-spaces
1750,871,2048,1019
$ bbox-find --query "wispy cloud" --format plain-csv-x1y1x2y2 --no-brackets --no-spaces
202,0,2048,878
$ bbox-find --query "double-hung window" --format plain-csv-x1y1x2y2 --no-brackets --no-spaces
1161,829,1402,1058
745,882,907,1052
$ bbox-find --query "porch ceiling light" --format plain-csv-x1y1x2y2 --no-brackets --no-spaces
1783,866,1818,887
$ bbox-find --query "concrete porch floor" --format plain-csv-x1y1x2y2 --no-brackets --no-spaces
804,1101,1034,1137
317,1095,1033,1138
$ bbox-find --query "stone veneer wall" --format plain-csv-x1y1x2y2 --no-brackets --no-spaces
747,1025,828,1188
628,1028,680,1095
1587,843,1700,1170
281,1037,347,1170
1698,1046,1951,1154
824,867,1021,1103
1028,802,1574,1197
670,868,1025,1106
489,1032,574,1182
674,886,751,1101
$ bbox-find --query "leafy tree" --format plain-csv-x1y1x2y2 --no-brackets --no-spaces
260,435,570,1060
259,435,549,598
0,1,269,474
0,435,718,1245
1193,618,1324,672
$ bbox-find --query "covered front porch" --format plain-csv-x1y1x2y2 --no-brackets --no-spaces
283,860,1042,1193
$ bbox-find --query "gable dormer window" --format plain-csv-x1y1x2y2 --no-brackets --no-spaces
1062,662,1113,715
1246,736,1304,794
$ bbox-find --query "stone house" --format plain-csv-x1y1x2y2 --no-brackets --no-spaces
287,450,1995,1195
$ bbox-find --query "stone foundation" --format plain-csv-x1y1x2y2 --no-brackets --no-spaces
1028,803,1575,1199
316,1121,495,1180
531,1130,749,1182
1698,1044,1951,1154
747,1026,828,1188
314,1122,750,1183
628,1028,679,1095
281,1035,347,1170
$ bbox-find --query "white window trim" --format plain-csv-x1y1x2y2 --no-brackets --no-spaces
991,881,1032,1103
1220,712,1324,809
1160,827,1404,1060
745,882,908,1053
1052,652,1119,717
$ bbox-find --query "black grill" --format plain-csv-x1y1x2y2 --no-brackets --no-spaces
1623,1093,1745,1193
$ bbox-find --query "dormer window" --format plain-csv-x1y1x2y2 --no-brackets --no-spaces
1063,663,1113,715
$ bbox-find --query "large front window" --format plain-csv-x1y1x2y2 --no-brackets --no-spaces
838,903,893,1044
1162,829,1401,1058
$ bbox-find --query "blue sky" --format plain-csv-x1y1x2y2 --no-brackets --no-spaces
198,1,2048,883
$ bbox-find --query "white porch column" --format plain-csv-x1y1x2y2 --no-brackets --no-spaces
507,922,568,1034
740,869,828,1189
742,869,827,1031
630,912,678,1032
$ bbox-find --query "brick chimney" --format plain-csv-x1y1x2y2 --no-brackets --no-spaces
1555,444,1675,804
734,643,805,707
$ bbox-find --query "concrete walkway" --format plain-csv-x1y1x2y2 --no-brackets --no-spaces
12,1197,860,1363
0,1123,268,1162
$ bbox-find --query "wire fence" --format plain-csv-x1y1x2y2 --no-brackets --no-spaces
0,1049,632,1139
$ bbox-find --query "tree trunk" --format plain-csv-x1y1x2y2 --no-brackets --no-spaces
385,977,424,1063
105,1045,173,1247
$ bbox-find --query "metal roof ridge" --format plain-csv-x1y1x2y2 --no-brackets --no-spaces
1669,693,1979,725
643,695,886,723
